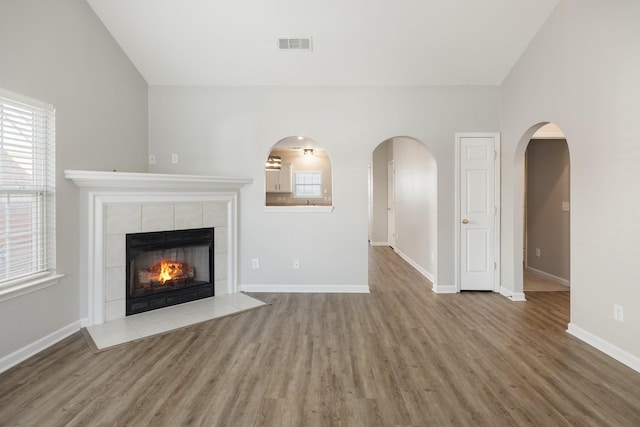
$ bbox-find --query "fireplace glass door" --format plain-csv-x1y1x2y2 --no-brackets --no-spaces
126,228,214,315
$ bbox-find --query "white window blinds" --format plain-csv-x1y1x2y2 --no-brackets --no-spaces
0,89,56,289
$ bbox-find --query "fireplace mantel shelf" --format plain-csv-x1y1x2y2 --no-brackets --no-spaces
64,170,253,191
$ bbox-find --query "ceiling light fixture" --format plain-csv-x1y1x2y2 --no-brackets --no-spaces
303,148,314,156
265,155,282,170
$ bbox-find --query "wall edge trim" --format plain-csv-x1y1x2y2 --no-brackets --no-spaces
240,284,370,293
433,285,457,294
567,323,640,374
526,266,570,287
0,320,81,374
499,287,527,302
394,248,435,283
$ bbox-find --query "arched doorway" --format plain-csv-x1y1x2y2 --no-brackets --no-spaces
515,123,571,298
369,136,437,286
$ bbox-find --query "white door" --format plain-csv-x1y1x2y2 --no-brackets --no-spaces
388,160,396,248
458,134,498,291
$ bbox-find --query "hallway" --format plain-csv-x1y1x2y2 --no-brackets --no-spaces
524,268,569,292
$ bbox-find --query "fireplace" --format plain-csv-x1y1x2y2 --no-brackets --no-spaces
66,170,253,325
126,228,214,315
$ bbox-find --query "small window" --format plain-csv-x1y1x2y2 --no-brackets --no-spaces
0,89,57,293
294,172,322,198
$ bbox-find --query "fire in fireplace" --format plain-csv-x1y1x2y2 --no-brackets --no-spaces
126,228,214,315
138,259,194,289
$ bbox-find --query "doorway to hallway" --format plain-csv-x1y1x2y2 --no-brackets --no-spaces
369,136,437,287
523,124,570,296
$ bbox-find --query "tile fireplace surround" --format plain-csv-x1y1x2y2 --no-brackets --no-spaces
65,170,253,327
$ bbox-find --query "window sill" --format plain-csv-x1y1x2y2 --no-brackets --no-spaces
265,206,334,213
0,273,65,303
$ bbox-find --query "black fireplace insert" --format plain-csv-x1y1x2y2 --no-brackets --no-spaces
126,228,214,315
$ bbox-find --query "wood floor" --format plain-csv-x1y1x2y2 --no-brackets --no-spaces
524,269,569,292
1,246,639,426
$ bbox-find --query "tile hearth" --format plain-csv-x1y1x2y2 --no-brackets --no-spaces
84,293,266,350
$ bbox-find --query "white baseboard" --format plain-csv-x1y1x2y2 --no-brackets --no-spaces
394,248,435,284
567,323,640,374
527,266,570,287
240,284,370,293
432,284,457,294
80,317,90,328
0,320,81,374
499,287,527,302
369,241,389,247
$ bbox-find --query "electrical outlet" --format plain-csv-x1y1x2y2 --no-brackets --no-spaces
535,248,541,257
251,258,259,269
293,259,300,269
148,154,156,165
171,153,179,164
614,304,624,322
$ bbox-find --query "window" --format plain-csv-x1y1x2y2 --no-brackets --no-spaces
0,89,58,297
294,171,322,198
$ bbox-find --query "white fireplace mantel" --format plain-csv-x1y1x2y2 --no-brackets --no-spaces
64,170,253,191
65,170,253,326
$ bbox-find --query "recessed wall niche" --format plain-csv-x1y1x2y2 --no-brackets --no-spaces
265,136,333,207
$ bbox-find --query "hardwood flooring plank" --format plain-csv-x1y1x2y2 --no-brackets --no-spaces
1,246,640,426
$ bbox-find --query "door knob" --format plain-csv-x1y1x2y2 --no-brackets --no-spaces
461,218,469,224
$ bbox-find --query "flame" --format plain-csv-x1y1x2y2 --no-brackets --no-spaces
158,260,181,284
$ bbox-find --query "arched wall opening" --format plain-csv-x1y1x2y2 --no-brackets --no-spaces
264,136,333,207
513,123,571,299
369,136,438,286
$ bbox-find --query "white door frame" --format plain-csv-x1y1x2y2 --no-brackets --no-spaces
454,132,501,292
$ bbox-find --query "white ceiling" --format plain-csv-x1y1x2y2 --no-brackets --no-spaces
86,0,560,86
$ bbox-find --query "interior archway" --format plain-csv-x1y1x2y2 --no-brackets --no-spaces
264,136,333,207
514,123,571,301
369,136,437,286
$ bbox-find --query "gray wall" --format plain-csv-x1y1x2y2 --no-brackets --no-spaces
370,137,437,281
501,0,640,359
0,0,147,360
370,140,393,244
525,139,570,282
395,138,437,279
149,86,499,290
392,138,438,280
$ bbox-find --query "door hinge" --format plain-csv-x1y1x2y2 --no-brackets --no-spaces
494,262,497,270
493,206,497,215
493,150,497,160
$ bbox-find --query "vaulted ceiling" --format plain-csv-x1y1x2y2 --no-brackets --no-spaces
86,0,560,86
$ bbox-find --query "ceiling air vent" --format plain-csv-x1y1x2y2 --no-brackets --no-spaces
278,38,312,51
